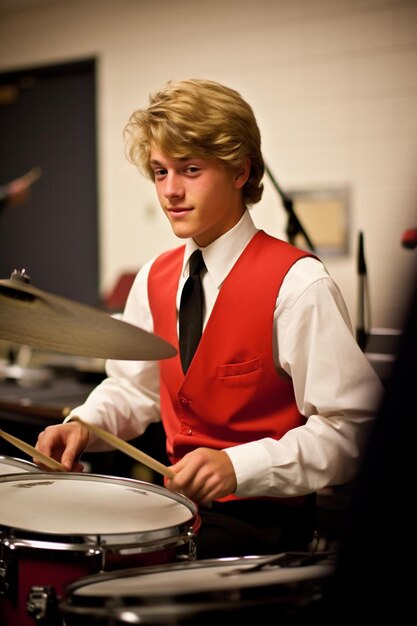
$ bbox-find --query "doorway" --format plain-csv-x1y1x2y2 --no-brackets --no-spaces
0,58,99,306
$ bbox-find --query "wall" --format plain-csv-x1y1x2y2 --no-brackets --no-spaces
0,0,416,329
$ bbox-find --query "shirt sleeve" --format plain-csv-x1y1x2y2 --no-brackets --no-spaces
66,259,162,451
225,257,384,497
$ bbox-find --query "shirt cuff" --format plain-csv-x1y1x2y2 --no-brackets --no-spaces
224,439,271,497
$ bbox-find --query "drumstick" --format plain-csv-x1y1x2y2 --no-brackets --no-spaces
0,428,65,471
72,418,175,480
21,166,42,186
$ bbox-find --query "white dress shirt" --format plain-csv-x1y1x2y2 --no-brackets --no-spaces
68,210,384,497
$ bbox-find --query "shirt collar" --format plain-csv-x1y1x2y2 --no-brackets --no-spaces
182,210,259,288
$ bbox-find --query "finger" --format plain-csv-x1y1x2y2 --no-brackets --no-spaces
36,427,57,452
170,454,206,487
71,459,86,472
185,474,220,503
35,434,69,470
169,471,210,502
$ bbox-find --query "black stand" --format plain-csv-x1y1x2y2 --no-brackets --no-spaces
356,230,369,351
265,164,316,252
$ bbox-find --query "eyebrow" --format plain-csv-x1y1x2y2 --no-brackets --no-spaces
150,157,198,167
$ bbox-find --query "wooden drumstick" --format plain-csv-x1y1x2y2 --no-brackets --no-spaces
0,428,66,471
72,417,175,480
21,166,42,186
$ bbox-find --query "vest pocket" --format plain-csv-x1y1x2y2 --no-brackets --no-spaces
217,358,260,378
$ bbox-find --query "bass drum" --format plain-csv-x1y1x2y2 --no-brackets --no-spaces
0,455,41,475
0,472,200,626
61,552,336,625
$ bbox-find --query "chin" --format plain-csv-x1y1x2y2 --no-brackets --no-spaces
170,225,196,240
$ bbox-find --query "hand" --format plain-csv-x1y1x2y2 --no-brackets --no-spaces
7,177,31,207
166,448,237,505
34,420,89,471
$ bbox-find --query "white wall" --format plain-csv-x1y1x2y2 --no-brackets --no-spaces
1,0,416,330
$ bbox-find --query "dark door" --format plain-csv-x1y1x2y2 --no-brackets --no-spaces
0,58,100,307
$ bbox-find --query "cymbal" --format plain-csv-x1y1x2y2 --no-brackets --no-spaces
0,272,177,361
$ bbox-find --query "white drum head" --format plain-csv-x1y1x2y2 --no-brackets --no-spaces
61,554,336,625
0,455,40,475
0,473,197,536
69,555,336,599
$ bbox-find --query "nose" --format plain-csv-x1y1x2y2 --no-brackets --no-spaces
163,172,184,199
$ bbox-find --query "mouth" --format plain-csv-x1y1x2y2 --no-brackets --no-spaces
167,207,193,218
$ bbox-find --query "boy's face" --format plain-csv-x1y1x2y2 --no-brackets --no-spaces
150,148,249,247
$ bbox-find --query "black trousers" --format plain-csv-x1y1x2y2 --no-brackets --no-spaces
193,494,317,560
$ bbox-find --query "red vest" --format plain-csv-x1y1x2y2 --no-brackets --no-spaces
148,231,313,466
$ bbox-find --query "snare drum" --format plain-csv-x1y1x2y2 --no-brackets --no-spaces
0,455,41,475
0,472,199,626
60,553,336,625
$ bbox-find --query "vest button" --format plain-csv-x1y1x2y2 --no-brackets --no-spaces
179,396,187,405
179,425,193,435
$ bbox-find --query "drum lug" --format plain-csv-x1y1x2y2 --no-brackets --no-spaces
188,537,197,560
0,558,7,594
27,585,60,624
176,536,197,561
0,557,17,597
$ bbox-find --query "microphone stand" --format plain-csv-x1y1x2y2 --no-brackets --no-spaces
265,164,316,252
356,230,369,351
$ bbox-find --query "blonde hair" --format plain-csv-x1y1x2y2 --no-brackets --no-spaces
124,78,264,205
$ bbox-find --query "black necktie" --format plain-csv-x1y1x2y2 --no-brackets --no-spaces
179,249,206,373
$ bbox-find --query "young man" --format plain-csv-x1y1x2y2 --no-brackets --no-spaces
35,79,383,559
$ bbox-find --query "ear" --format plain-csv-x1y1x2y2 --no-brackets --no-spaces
233,157,250,189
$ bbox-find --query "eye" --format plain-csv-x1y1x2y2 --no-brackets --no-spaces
153,167,167,179
185,165,201,175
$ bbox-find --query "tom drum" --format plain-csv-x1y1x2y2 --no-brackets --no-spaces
60,552,336,625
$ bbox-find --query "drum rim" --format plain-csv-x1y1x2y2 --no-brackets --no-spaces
63,553,336,594
0,472,200,551
0,454,40,472
64,555,269,591
60,553,336,614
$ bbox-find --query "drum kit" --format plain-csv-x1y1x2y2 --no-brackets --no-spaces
0,271,335,625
